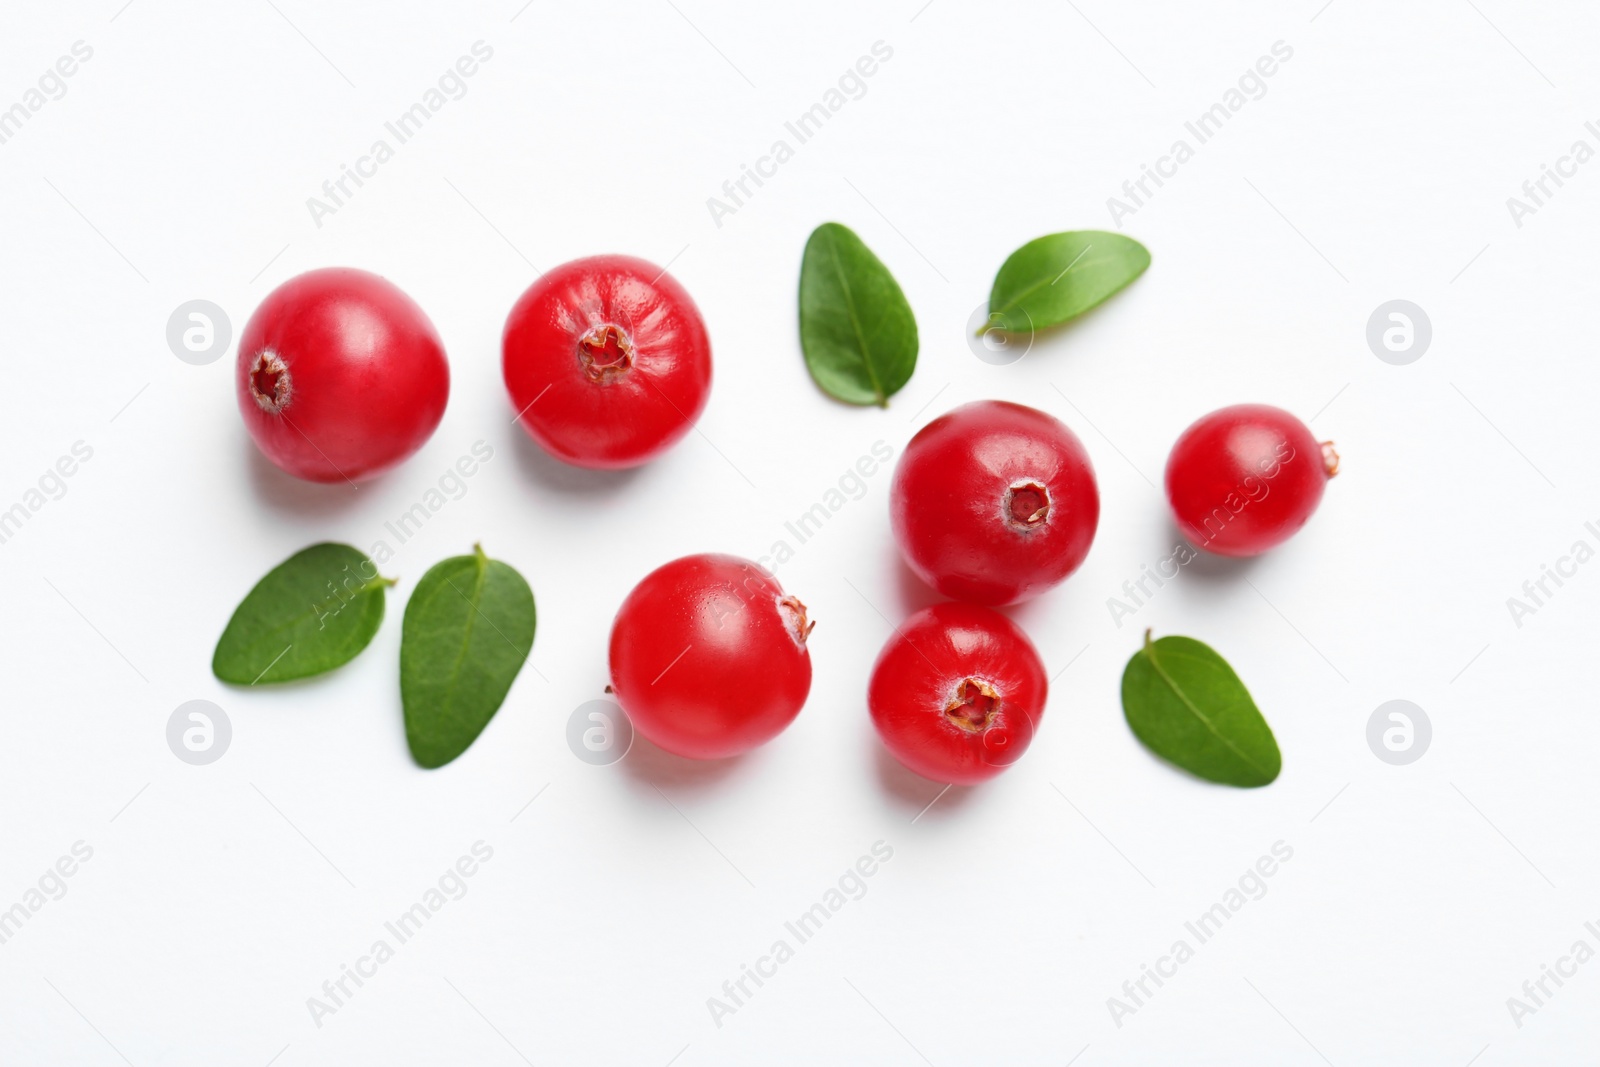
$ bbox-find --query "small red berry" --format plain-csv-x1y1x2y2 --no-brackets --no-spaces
868,602,1048,785
236,268,450,483
609,554,812,760
503,255,713,469
1165,403,1339,557
890,400,1100,605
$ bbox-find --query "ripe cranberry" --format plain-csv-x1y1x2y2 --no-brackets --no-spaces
609,554,812,760
869,602,1047,785
890,400,1099,605
1165,403,1339,557
503,255,713,469
236,268,449,483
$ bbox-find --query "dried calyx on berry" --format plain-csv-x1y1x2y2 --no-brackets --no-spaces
247,350,292,414
577,323,634,382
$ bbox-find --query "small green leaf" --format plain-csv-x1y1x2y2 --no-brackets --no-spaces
1121,630,1281,788
213,542,392,685
986,230,1150,335
799,221,918,406
401,545,536,769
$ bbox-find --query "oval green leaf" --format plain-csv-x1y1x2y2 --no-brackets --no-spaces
213,542,393,685
799,221,918,407
401,545,536,769
986,230,1150,335
1121,630,1281,787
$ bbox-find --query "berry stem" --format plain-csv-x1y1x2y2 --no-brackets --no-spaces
1320,441,1341,478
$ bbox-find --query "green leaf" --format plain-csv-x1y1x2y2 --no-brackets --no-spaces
1120,630,1281,788
401,544,536,769
213,542,393,685
798,221,918,406
986,230,1150,335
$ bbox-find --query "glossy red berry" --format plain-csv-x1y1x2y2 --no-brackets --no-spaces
609,554,812,760
869,602,1047,785
1165,403,1339,557
503,254,713,469
891,400,1099,605
237,268,450,483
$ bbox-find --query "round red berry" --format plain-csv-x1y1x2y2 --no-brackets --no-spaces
868,602,1048,785
502,255,713,469
890,400,1100,605
1165,403,1339,557
609,554,812,760
236,268,449,483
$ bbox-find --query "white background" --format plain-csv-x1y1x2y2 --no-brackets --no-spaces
1,0,1596,1063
